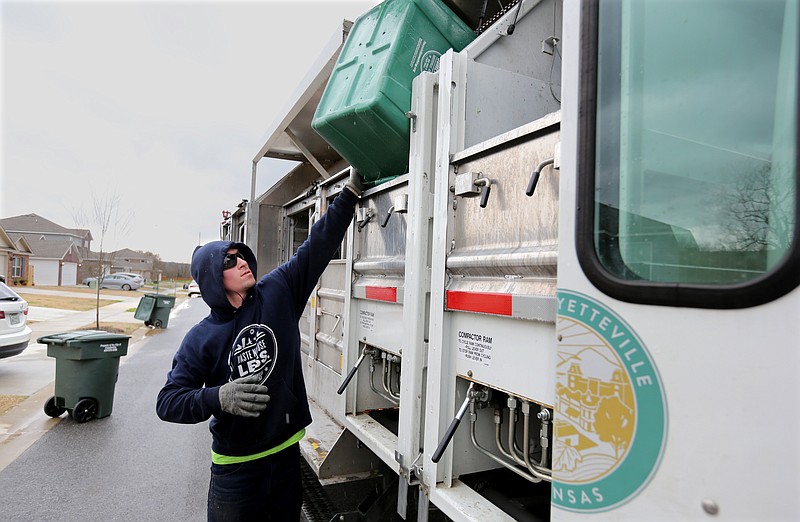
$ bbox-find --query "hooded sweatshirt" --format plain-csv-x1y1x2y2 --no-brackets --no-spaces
156,189,357,458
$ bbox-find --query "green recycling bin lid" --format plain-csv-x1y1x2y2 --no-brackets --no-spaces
134,295,157,320
37,330,131,346
146,293,175,307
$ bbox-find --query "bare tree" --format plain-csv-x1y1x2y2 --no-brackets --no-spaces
74,192,133,329
723,165,794,252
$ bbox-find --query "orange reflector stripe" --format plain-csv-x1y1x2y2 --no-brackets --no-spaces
446,291,513,316
365,286,398,302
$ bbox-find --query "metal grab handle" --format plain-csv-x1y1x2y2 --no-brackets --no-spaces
357,208,374,231
380,206,395,228
318,308,341,334
474,177,492,209
358,214,372,230
432,383,476,463
337,346,369,395
526,158,554,197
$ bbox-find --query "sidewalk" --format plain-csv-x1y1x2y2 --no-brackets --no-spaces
0,293,186,472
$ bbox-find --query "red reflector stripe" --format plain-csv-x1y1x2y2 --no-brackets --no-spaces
365,286,397,302
446,291,513,316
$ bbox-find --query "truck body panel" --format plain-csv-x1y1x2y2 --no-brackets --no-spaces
234,1,800,520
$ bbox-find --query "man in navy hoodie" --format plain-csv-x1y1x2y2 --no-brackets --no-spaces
156,172,361,521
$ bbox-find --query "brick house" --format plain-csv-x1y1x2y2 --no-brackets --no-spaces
0,214,91,286
109,248,160,282
18,234,81,286
1,213,165,285
0,224,33,285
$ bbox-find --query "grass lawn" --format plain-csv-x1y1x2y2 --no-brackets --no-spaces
16,292,119,311
0,395,27,415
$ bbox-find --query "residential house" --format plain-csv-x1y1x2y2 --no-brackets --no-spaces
0,213,91,286
0,224,33,285
109,248,159,282
18,234,81,286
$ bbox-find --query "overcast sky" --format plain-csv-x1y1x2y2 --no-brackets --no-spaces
1,0,376,263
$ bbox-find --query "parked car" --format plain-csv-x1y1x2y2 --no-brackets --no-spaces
0,281,31,359
187,280,201,297
83,274,142,291
112,272,144,286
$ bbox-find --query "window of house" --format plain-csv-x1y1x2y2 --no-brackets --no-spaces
579,0,799,307
11,257,23,278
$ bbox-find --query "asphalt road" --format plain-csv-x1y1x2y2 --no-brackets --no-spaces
0,297,214,521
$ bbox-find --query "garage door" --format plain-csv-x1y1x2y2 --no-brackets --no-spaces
61,262,78,286
31,259,59,286
0,254,7,281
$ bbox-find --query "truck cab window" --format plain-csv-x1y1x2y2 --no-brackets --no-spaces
581,0,799,307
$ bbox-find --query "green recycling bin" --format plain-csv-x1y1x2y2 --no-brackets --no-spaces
312,0,475,183
40,330,130,423
134,293,176,328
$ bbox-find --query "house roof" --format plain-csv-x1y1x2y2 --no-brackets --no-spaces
79,248,153,265
0,213,93,240
17,233,74,260
0,225,16,252
14,236,33,255
113,248,149,261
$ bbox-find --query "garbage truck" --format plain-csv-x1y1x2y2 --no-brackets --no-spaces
226,0,800,520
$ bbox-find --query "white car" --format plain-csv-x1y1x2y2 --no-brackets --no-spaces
187,280,201,297
0,281,32,359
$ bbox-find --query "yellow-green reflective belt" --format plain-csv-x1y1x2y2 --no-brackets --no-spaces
211,429,305,465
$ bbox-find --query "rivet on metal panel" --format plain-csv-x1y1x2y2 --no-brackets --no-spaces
701,499,719,515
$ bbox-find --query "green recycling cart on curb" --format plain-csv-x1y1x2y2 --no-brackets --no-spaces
134,293,176,328
39,330,130,423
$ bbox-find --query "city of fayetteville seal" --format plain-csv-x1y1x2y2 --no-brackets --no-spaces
552,290,667,512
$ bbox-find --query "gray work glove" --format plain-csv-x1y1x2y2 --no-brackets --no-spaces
218,374,270,418
345,169,364,196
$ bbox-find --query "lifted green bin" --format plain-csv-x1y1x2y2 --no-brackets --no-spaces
40,330,130,422
134,293,176,328
312,0,475,183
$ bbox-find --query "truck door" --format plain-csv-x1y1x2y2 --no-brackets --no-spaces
555,0,799,519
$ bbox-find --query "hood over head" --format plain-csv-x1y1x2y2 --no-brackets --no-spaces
190,240,258,316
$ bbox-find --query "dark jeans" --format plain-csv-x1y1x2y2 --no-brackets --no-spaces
207,443,302,521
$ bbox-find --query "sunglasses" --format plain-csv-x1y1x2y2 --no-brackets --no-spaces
222,252,246,270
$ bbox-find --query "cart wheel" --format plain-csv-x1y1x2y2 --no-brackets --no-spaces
43,396,66,418
153,319,163,328
71,398,98,423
